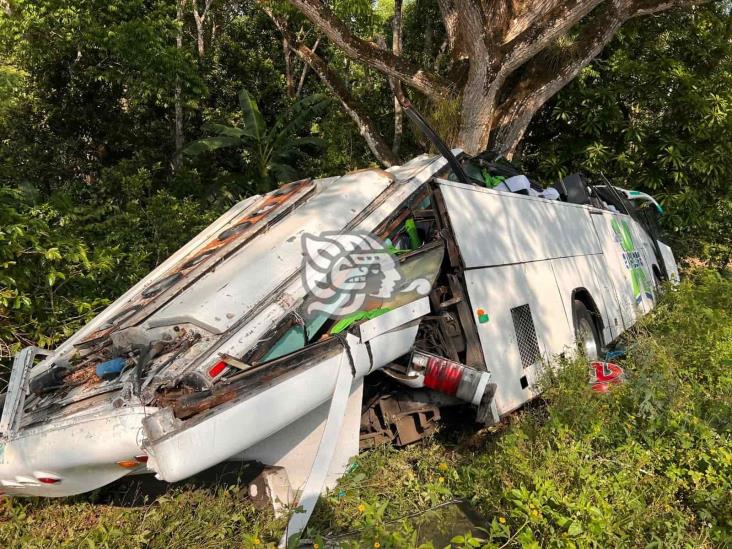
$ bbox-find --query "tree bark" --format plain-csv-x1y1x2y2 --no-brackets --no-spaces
391,0,404,157
285,0,704,157
192,0,213,59
263,8,398,167
173,0,188,174
283,35,296,97
454,61,500,154
296,35,320,97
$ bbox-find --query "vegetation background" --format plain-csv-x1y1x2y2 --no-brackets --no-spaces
1,0,731,364
0,0,730,546
1,270,729,548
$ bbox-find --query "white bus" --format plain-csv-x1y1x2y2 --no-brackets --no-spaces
0,144,677,541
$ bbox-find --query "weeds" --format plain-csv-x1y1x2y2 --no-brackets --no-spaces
0,269,729,548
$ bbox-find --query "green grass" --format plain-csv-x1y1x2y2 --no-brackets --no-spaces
1,269,730,548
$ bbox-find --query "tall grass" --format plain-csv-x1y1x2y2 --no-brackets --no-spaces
1,269,730,548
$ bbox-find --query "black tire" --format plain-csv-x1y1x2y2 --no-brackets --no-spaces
653,269,663,292
573,300,601,360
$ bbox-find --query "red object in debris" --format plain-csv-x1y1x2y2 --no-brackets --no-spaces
208,361,227,378
423,356,464,395
37,477,61,485
591,382,612,393
589,361,624,393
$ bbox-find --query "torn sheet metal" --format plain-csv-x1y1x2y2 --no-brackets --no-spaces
358,298,430,342
0,155,449,501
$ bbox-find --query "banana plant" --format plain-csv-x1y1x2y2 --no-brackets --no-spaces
185,89,330,191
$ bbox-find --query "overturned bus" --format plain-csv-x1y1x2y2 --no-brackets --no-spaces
0,148,677,541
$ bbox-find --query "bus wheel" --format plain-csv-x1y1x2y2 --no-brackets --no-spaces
573,300,601,360
653,270,663,291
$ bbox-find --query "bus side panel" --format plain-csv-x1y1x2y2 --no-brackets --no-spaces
464,261,572,416
549,254,625,343
590,211,645,328
627,219,661,308
438,181,602,267
658,241,680,283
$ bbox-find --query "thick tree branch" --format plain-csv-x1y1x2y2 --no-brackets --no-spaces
630,0,704,16
263,8,398,167
502,0,565,42
436,0,488,58
499,0,605,75
296,35,320,97
286,0,452,99
392,0,404,157
491,0,704,154
483,0,520,45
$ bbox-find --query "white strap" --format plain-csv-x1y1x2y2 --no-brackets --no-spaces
279,353,353,547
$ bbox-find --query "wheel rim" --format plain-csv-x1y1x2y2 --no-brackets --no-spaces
577,318,598,360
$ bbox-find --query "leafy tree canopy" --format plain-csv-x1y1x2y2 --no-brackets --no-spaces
0,0,729,369
523,4,732,265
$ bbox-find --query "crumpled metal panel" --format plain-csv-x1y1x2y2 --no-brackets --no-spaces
147,170,393,334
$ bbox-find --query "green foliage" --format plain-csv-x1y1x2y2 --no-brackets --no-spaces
0,271,729,546
0,481,284,548
0,0,203,189
186,89,330,190
307,269,731,547
523,5,732,267
0,174,216,366
0,186,104,355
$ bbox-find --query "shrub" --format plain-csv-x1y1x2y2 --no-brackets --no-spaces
0,269,729,547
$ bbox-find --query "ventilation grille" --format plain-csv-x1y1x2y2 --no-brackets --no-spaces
511,304,541,369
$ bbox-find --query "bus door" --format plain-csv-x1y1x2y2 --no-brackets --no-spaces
591,210,652,323
626,218,659,309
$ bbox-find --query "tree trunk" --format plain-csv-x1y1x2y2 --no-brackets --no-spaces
454,61,500,155
195,19,205,58
296,36,320,97
283,35,296,98
262,7,398,167
286,0,704,157
192,0,213,59
391,0,404,157
173,0,187,173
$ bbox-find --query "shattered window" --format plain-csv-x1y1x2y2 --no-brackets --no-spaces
252,185,445,363
257,243,444,362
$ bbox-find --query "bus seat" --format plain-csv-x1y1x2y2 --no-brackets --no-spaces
495,175,532,195
554,173,591,205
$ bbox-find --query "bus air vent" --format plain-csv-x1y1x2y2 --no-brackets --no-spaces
510,304,541,369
